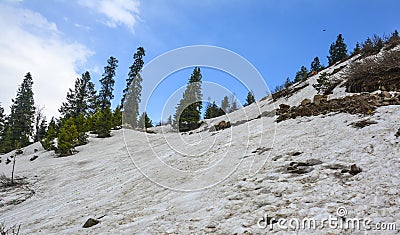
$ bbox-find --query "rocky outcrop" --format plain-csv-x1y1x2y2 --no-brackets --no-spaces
210,121,231,132
301,99,311,106
277,93,400,122
313,94,328,105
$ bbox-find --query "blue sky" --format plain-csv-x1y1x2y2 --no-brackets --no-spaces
0,0,399,122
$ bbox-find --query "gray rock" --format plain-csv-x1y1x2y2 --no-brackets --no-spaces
83,218,100,228
301,98,311,106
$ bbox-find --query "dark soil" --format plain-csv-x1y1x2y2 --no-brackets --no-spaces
276,93,400,122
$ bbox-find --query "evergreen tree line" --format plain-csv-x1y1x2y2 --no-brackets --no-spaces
272,30,400,94
0,47,148,156
203,94,241,120
172,67,255,131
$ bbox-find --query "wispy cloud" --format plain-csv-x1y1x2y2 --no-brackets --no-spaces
78,0,141,32
74,23,92,31
0,3,93,118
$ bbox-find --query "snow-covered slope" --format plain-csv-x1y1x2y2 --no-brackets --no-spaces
1,59,399,234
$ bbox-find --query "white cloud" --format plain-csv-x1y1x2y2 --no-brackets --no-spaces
79,0,140,32
0,3,93,119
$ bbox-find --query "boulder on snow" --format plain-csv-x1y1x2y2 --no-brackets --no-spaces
83,218,100,228
349,164,362,175
279,103,290,110
380,91,391,98
313,94,328,105
30,155,39,161
212,121,231,131
301,99,311,106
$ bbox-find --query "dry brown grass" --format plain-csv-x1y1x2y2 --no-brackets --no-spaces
345,49,400,92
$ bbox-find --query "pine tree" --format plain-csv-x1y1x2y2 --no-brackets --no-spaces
0,103,5,139
84,113,95,133
1,125,13,154
386,30,400,49
0,105,6,153
42,124,56,151
123,47,146,128
57,117,78,156
328,34,348,65
122,47,145,105
145,115,153,129
310,57,323,72
221,96,230,113
173,67,203,132
245,91,255,106
352,42,361,55
138,112,153,130
74,113,88,145
204,102,224,119
94,108,113,138
48,117,58,134
34,107,46,142
59,88,75,119
361,37,374,56
167,115,173,125
204,103,213,120
59,71,97,119
36,118,47,142
312,72,331,94
9,72,36,148
112,105,122,130
96,57,118,137
294,66,309,82
86,74,98,115
99,57,118,110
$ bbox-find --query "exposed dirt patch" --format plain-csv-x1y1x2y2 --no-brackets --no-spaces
276,93,400,122
350,119,378,129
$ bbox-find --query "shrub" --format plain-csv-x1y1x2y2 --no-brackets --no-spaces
345,49,400,92
57,118,78,156
313,72,331,94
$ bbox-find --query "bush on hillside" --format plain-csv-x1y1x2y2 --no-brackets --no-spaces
345,49,400,92
57,118,78,156
312,72,331,94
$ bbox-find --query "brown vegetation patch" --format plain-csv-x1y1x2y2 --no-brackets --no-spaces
276,93,400,122
345,49,400,92
272,83,308,101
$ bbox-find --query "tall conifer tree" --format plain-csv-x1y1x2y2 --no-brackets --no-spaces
174,67,203,131
9,72,35,148
123,47,145,128
96,56,118,137
328,34,348,65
